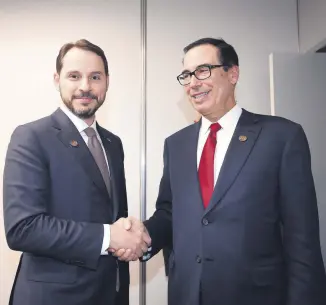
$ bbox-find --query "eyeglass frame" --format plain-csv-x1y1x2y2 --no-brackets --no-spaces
176,64,228,86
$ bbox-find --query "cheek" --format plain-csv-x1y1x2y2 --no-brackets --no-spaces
97,88,107,99
198,80,214,93
60,82,75,94
185,87,191,97
94,83,107,93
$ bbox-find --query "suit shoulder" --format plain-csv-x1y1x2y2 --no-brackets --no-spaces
11,115,52,136
6,115,53,161
166,123,198,142
255,112,299,126
250,111,303,137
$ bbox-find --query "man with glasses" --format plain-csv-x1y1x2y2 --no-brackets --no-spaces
114,37,326,305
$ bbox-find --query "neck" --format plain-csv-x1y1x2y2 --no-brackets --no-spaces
204,98,236,122
83,116,95,126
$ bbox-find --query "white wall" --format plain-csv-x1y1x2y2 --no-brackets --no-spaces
0,1,300,305
269,53,326,263
299,0,326,52
145,1,299,304
0,1,142,304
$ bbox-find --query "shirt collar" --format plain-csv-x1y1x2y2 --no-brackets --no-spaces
60,103,97,133
201,103,242,134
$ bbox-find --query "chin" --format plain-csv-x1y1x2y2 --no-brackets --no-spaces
72,105,94,117
73,99,96,107
74,103,92,111
193,103,210,115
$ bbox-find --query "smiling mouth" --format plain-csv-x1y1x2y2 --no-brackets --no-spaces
192,91,210,100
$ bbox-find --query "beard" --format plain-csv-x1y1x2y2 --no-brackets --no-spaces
60,91,105,119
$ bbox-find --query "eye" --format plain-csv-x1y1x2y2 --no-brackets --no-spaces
179,73,190,80
196,67,209,74
68,74,80,80
91,75,101,81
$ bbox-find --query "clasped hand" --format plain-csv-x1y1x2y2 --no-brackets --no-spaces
108,217,151,261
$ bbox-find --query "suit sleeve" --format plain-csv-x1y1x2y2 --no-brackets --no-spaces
143,139,173,260
3,125,104,270
279,124,326,305
118,138,128,218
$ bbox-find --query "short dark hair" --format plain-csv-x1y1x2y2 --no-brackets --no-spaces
56,39,109,75
183,37,239,70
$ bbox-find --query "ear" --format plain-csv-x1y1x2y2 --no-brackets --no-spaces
228,66,239,85
53,73,60,91
106,75,110,92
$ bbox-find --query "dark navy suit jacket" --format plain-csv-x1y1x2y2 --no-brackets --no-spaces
144,109,326,305
3,108,129,305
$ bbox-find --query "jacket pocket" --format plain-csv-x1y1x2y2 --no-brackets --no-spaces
26,254,77,284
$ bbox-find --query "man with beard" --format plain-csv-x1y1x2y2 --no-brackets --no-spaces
3,39,151,305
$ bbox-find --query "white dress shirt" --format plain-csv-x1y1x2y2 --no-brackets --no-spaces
197,104,242,184
60,104,110,255
143,105,243,262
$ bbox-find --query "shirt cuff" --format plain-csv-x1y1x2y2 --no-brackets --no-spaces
142,247,152,261
101,224,111,255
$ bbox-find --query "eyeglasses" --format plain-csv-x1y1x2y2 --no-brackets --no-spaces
177,64,225,86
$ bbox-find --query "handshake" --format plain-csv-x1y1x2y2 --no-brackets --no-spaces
108,217,151,262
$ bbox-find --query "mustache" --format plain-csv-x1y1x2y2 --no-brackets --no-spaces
73,92,98,100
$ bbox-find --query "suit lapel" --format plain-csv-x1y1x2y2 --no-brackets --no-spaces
182,121,204,210
97,125,120,222
204,109,262,215
51,108,109,198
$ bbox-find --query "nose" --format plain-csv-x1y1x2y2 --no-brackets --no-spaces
79,78,91,91
189,74,201,88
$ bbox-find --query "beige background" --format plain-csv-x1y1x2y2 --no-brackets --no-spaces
0,0,142,303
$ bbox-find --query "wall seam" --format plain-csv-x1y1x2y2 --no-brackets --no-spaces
139,0,147,304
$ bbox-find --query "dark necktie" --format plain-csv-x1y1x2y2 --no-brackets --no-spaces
198,123,221,208
84,127,111,195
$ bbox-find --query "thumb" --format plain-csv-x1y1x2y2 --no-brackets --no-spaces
123,217,132,230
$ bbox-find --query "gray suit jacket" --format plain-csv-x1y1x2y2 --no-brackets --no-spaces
3,108,129,305
144,109,326,305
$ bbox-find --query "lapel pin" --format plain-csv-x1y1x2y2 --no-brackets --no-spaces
239,135,247,142
70,140,79,147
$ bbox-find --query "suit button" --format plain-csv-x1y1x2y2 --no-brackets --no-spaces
202,218,209,226
196,256,202,263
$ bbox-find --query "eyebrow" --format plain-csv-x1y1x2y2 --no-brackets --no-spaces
66,71,104,75
181,63,214,74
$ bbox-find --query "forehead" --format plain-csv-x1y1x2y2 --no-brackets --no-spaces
61,47,105,73
183,44,220,71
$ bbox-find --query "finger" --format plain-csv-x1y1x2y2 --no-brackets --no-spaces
143,233,152,246
140,242,148,254
136,243,147,258
123,218,132,231
128,217,142,231
135,249,143,258
113,249,126,257
131,254,139,261
119,249,133,261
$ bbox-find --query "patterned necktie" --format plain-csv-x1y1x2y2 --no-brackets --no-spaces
198,122,221,208
84,127,111,195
